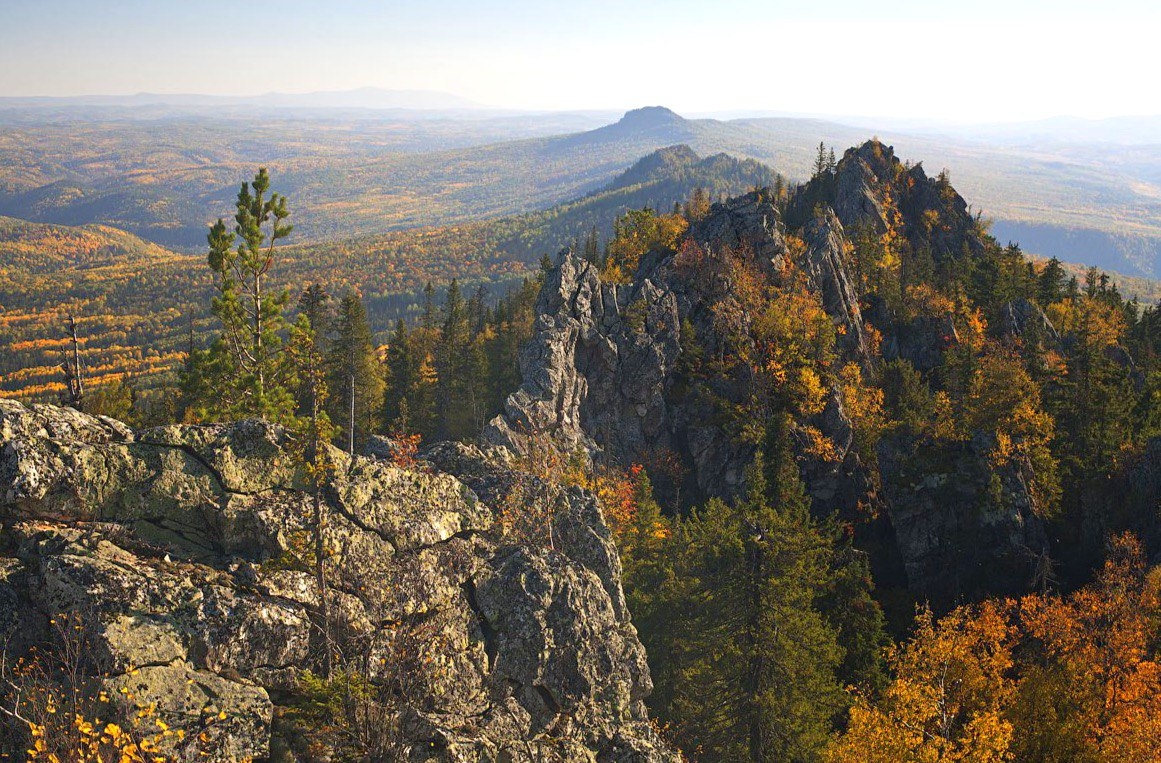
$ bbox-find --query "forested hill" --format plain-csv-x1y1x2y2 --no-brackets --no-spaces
0,215,175,272
469,138,1161,761
0,147,777,400
5,105,1161,278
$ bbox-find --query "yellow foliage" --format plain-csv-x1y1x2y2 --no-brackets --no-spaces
1046,296,1126,349
838,363,887,459
826,602,1016,763
26,704,186,762
602,209,688,284
800,425,840,463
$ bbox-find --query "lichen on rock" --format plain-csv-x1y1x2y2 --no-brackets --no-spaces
0,400,677,762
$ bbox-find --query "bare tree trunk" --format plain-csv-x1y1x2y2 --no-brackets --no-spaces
254,270,264,393
314,485,331,679
349,373,356,454
309,370,332,679
60,314,85,411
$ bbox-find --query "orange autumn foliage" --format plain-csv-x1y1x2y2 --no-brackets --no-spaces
828,533,1161,762
1013,533,1161,762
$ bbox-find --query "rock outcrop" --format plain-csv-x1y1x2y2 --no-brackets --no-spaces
877,432,1051,603
801,210,869,361
0,400,676,762
486,140,1063,604
484,192,869,513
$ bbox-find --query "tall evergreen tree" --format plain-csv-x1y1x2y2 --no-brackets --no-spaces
326,290,385,453
295,284,333,415
583,227,602,264
813,141,830,178
285,312,338,676
298,284,333,347
384,318,416,432
436,279,473,440
1040,257,1063,304
656,423,845,762
181,168,295,423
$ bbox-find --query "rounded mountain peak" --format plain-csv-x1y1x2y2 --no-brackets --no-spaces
616,106,687,129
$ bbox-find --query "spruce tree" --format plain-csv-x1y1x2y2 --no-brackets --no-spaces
813,142,829,178
583,227,602,264
1037,257,1068,306
325,290,385,453
384,318,416,432
660,424,845,762
436,279,471,440
295,284,333,415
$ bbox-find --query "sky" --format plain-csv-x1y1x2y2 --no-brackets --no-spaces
1,0,1159,122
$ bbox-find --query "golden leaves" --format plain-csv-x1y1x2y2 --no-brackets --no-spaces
830,534,1161,763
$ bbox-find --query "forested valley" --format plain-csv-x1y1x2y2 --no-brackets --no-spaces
2,139,1160,762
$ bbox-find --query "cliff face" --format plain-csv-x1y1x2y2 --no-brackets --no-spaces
0,400,675,762
486,140,1054,604
484,191,867,511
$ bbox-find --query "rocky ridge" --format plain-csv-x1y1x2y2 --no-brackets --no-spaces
486,140,1057,603
0,399,675,762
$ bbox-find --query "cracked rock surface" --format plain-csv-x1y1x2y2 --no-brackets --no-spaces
0,400,675,762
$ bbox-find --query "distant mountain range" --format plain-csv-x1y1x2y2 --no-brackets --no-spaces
0,103,1160,277
0,87,483,111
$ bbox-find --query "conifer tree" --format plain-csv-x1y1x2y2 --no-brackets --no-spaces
1035,255,1068,304
298,284,333,348
384,318,417,433
182,168,295,423
285,313,338,676
436,279,472,439
326,290,385,453
658,423,845,762
583,227,602,264
295,284,333,414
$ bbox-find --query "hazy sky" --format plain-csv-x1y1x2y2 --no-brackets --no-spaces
1,0,1158,121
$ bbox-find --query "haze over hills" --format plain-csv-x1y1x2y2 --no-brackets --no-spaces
0,87,485,111
0,102,1160,276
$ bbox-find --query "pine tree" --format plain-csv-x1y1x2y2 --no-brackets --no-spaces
181,168,296,423
325,290,385,453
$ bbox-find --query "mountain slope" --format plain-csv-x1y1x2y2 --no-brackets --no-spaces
0,215,176,273
0,147,777,399
488,137,1161,606
3,106,1161,277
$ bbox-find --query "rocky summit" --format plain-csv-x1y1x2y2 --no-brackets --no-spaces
0,399,676,762
483,140,1107,604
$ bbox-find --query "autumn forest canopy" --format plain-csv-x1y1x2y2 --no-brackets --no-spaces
2,133,1161,763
